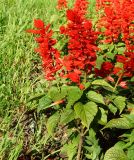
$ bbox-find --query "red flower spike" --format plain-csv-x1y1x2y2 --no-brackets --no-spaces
34,19,44,29
27,19,62,80
59,0,99,86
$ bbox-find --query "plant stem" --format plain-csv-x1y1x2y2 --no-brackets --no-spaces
84,72,87,83
76,127,84,160
44,149,61,160
113,72,123,92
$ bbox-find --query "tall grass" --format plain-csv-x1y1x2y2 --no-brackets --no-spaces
0,0,96,159
0,0,59,114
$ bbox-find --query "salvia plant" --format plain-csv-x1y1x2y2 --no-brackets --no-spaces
26,0,134,159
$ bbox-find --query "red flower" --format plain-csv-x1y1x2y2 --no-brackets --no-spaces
27,19,62,80
79,84,85,90
34,19,44,29
106,76,115,82
67,72,80,83
113,67,122,76
95,61,114,78
102,62,113,70
118,81,128,89
57,0,67,9
96,0,134,46
116,55,127,63
60,0,99,85
73,0,89,18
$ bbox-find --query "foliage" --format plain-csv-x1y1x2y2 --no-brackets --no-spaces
1,0,134,159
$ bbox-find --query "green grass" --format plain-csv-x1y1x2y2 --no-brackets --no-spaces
0,0,59,159
0,0,96,159
0,0,59,114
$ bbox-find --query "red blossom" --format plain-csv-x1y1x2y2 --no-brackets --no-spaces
96,0,134,46
73,0,89,18
79,83,85,90
57,0,67,9
118,81,128,89
60,0,99,84
27,0,134,90
26,19,62,80
95,61,114,77
105,75,115,82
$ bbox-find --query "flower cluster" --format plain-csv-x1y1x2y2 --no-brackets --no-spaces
96,0,134,45
26,19,62,80
60,0,99,86
27,0,134,89
95,0,134,81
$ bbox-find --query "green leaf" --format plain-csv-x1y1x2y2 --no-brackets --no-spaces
98,107,107,125
122,114,134,124
109,44,115,52
103,118,134,129
104,147,127,160
117,42,125,47
96,55,104,69
60,108,75,124
87,91,105,104
92,79,114,91
127,144,134,160
108,103,117,115
99,44,109,50
113,96,126,114
46,112,60,136
130,76,134,82
28,93,46,102
74,102,98,128
85,129,101,160
48,86,67,101
66,86,83,108
38,95,52,112
106,52,116,60
117,47,125,54
61,135,79,160
114,141,126,149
